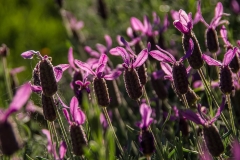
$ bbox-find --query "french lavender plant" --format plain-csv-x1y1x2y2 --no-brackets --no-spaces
182,97,226,157
110,41,149,100
149,38,193,95
173,9,204,69
197,1,228,53
62,96,88,156
0,83,31,155
136,103,155,159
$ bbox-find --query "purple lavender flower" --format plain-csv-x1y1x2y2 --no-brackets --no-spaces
182,97,226,157
173,9,193,35
0,83,31,155
220,25,240,73
42,129,67,160
197,1,228,53
21,50,69,94
232,139,240,159
62,96,88,155
202,47,238,94
110,40,148,100
136,103,155,158
149,38,193,94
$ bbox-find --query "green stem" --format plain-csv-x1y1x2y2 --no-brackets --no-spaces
47,121,55,159
52,121,60,147
226,95,236,136
55,98,74,160
198,68,231,130
102,107,124,155
2,57,13,100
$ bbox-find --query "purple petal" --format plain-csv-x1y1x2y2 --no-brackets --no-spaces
130,17,144,32
149,50,174,63
179,38,194,62
126,27,134,39
120,37,135,55
139,103,153,129
3,83,31,121
104,70,122,80
59,141,67,159
223,47,237,66
212,2,223,27
42,129,52,153
179,9,189,26
202,54,222,66
133,48,148,68
160,62,172,77
70,96,86,124
84,46,100,58
75,80,84,87
62,108,71,125
70,96,78,120
74,59,96,76
171,10,179,21
109,47,121,56
56,64,69,72
54,66,63,82
56,94,69,109
181,109,204,125
31,85,42,93
68,47,76,69
10,66,25,75
232,139,240,160
173,20,189,34
21,50,35,59
152,70,165,80
105,35,112,50
96,43,107,54
210,96,226,124
116,47,131,64
156,45,176,62
97,53,108,68
220,25,230,46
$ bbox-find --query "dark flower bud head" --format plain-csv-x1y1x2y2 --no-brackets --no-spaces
140,129,155,158
0,121,19,156
93,77,110,107
41,94,57,121
39,56,58,97
70,123,88,156
183,32,204,69
137,63,148,85
206,27,219,53
229,54,240,73
203,125,224,157
220,66,233,94
124,68,143,100
179,118,189,137
32,63,41,86
172,62,189,95
0,44,8,57
202,48,237,94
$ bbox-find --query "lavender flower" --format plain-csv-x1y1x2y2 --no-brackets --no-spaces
62,96,88,156
149,38,194,95
182,97,226,157
42,129,67,160
0,83,31,155
21,50,69,94
220,25,240,73
110,41,149,100
75,54,121,106
136,103,155,158
197,1,228,53
202,47,238,94
173,9,204,69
